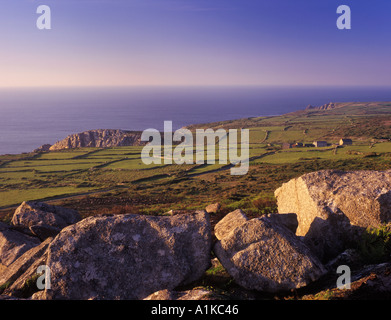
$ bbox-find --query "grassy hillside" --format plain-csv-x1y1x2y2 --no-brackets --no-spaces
187,102,391,142
1,102,391,222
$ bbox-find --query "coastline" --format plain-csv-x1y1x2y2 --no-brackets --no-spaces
1,86,391,155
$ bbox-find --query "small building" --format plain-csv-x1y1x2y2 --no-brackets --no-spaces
339,138,353,146
282,143,293,149
304,143,315,147
313,141,328,148
293,142,303,148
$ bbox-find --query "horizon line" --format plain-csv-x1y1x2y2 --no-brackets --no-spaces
1,84,391,89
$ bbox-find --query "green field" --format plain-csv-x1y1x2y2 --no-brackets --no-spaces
1,102,391,220
253,142,391,164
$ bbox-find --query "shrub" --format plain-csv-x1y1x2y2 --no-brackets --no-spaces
252,197,278,215
0,281,11,294
359,223,391,264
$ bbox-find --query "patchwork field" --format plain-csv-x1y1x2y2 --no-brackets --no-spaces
1,102,391,222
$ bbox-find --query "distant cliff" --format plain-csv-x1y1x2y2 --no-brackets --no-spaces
46,129,145,151
305,102,338,111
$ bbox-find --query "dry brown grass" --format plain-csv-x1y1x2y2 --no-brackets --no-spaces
93,204,140,216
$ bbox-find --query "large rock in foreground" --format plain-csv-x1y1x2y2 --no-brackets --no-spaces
0,222,40,268
214,209,248,240
214,215,326,293
45,211,212,300
12,201,81,232
275,170,391,234
275,170,391,261
0,237,52,295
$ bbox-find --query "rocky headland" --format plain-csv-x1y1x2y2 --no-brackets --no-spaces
34,129,145,152
305,102,338,111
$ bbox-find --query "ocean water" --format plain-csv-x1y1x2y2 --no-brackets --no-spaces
0,86,390,155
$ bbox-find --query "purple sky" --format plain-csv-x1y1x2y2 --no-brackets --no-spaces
1,0,391,87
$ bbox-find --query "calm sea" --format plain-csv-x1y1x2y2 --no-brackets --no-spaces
0,86,390,155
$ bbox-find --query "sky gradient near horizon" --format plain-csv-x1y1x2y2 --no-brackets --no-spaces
1,0,391,87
